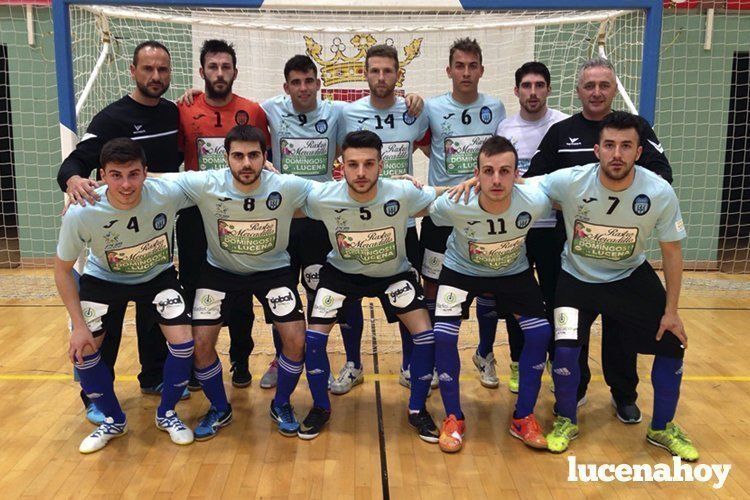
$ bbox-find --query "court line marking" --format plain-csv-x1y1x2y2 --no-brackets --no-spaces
369,302,390,500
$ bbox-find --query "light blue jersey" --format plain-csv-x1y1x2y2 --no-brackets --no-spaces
425,93,505,186
57,178,192,284
304,179,436,278
167,169,313,275
339,96,429,178
536,163,686,283
429,186,551,277
262,95,345,181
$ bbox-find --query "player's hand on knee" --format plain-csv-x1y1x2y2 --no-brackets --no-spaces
404,93,424,117
65,175,101,207
656,311,687,349
176,88,202,106
69,326,98,364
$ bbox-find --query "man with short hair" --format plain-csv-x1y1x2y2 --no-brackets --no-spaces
177,39,271,389
527,57,673,422
495,61,568,393
57,40,184,423
337,45,430,393
531,112,696,461
419,38,506,390
55,138,195,454
430,135,553,453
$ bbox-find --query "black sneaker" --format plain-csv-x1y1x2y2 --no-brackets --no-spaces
231,362,252,388
298,407,331,440
611,397,642,424
408,408,439,443
187,372,202,392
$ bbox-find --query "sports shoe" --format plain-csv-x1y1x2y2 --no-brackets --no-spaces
546,416,579,453
399,366,411,389
472,351,499,388
156,410,194,445
611,396,642,424
298,407,331,440
188,372,201,392
508,362,519,394
231,361,252,388
408,408,439,443
647,422,699,461
194,405,233,441
260,358,278,389
270,400,299,436
438,414,465,453
509,414,547,449
330,361,364,395
85,402,105,425
552,395,588,416
140,382,190,400
79,417,127,454
546,360,555,393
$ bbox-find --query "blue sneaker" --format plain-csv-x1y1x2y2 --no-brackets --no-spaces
140,382,190,400
270,400,299,436
85,402,106,425
194,405,233,441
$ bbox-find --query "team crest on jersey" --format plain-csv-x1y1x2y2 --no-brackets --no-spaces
516,211,532,229
235,110,250,126
632,194,651,216
315,119,328,134
266,192,282,210
480,106,493,124
402,111,416,126
153,213,167,230
384,200,400,217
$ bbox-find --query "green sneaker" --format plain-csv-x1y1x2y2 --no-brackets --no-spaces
546,416,579,453
508,362,519,394
546,360,555,393
647,422,699,462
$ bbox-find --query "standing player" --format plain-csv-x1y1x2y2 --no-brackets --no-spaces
166,125,309,439
430,136,553,453
419,38,506,390
300,131,455,441
177,39,271,389
57,41,183,424
532,112,696,461
55,138,195,453
495,61,568,393
338,45,430,392
527,57,673,423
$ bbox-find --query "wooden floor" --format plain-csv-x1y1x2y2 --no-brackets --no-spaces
0,271,749,498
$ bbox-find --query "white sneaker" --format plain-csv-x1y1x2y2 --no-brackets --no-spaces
79,417,127,454
399,366,432,397
472,351,499,388
156,410,194,445
260,358,279,389
330,361,364,395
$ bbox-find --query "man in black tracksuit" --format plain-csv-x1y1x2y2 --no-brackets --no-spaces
526,56,672,423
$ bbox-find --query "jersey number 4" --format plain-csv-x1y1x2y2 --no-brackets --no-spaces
127,216,139,232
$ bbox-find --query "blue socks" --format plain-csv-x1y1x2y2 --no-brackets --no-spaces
399,322,414,371
434,320,462,418
340,299,364,369
651,355,683,430
158,340,194,417
76,350,126,423
305,329,331,411
274,353,304,407
408,330,435,412
195,358,229,412
475,296,498,358
514,317,551,419
552,345,581,423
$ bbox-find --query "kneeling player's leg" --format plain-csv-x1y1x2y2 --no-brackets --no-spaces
513,315,551,420
397,307,434,413
156,323,194,417
271,319,306,408
191,310,228,412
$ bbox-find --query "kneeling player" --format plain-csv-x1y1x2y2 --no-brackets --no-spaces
300,131,453,441
55,138,195,453
430,136,553,453
532,112,697,460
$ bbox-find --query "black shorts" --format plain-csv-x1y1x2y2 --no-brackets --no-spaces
192,263,304,326
435,266,546,321
419,216,452,281
406,225,422,275
310,264,425,324
78,267,191,338
553,262,684,358
288,217,332,294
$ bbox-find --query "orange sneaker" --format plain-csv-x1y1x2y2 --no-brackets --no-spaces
439,414,466,453
509,414,547,449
